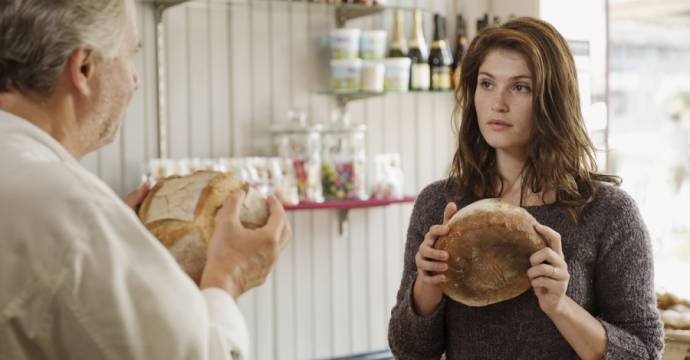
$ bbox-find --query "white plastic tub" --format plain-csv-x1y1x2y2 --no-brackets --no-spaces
383,57,411,92
330,28,360,59
361,61,385,92
331,58,363,92
359,30,387,60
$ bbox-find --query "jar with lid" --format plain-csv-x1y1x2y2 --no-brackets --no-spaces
270,110,324,203
321,109,367,200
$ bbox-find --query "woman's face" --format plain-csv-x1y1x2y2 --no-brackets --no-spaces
474,49,535,155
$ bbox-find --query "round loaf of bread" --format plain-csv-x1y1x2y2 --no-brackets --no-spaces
433,198,545,307
138,170,269,283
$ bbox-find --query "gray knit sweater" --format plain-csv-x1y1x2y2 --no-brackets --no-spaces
388,180,665,360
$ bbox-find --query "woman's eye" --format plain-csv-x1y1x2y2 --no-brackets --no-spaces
480,80,493,89
514,84,531,92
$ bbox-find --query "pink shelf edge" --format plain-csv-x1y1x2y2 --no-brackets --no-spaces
284,195,417,211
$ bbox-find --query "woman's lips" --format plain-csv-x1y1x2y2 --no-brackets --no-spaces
488,120,512,131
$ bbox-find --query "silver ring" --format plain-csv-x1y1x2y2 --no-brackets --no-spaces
552,266,558,276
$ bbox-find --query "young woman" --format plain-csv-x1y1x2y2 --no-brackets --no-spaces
388,17,664,360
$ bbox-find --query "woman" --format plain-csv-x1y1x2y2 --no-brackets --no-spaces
388,17,664,360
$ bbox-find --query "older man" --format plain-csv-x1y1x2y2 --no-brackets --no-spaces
0,1,290,359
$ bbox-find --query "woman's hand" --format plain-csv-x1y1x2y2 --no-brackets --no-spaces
412,202,457,316
527,223,570,316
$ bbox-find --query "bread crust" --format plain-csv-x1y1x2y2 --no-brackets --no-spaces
434,198,545,306
138,171,268,283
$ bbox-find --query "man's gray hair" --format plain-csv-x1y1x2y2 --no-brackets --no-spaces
0,0,127,98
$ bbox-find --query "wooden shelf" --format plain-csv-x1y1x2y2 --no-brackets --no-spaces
284,195,416,211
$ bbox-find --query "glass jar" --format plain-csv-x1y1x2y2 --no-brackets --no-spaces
270,111,324,203
321,109,367,200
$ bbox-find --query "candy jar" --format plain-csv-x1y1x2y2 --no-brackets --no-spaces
271,110,324,203
321,109,367,200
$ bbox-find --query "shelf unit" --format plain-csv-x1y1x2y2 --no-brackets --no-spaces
141,0,423,220
142,0,437,158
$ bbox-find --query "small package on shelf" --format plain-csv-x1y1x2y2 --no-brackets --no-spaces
361,60,385,92
359,30,387,60
321,109,367,200
329,28,360,60
383,57,411,92
370,153,404,199
331,58,362,93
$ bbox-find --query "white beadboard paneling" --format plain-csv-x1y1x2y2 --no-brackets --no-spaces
188,7,212,158
348,209,369,353
400,94,418,193
275,212,296,359
417,92,436,188
250,2,273,157
290,2,311,112
433,93,452,180
165,7,190,159
366,206,387,349
271,2,293,124
229,3,252,156
294,212,314,360
312,210,332,357
331,211,351,356
209,7,232,158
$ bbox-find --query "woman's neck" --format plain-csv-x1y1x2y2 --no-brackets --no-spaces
494,148,556,207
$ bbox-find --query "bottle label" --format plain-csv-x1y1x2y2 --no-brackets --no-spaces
431,67,451,90
411,63,430,90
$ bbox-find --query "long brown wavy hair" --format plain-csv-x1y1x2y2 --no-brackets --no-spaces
446,17,620,222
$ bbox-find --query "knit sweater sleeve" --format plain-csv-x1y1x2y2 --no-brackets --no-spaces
388,182,448,360
593,187,665,360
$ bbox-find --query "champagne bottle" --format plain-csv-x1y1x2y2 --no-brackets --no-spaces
476,13,489,33
408,9,430,90
388,10,407,57
451,14,468,89
429,14,453,91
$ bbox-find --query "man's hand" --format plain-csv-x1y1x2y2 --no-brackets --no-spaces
200,190,291,299
124,182,151,213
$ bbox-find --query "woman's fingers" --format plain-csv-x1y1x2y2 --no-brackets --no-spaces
530,246,567,270
420,273,447,285
418,243,449,261
534,223,563,256
527,263,570,281
443,202,458,224
530,275,566,292
417,258,448,273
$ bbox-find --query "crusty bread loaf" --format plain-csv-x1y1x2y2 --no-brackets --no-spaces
138,170,269,283
434,198,546,307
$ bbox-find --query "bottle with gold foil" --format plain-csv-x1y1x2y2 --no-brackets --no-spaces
388,9,407,58
408,9,430,91
429,14,453,91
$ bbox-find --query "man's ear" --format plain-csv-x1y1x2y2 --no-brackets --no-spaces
67,48,97,97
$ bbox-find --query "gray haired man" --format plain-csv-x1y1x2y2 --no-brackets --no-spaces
0,1,290,359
